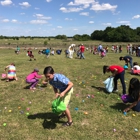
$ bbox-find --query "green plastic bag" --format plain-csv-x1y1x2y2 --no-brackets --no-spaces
52,97,66,114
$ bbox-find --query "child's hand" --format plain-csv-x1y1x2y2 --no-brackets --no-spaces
59,92,65,98
123,107,130,112
55,93,60,98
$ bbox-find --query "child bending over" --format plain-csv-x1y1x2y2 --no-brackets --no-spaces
43,66,73,126
26,68,43,90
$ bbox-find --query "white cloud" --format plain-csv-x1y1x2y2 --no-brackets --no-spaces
60,7,83,13
57,26,62,28
89,21,94,24
0,0,12,6
11,19,17,23
73,28,78,31
2,19,9,22
68,0,94,8
65,18,73,21
132,15,140,19
90,3,117,11
79,12,89,16
35,7,40,10
19,2,31,8
67,0,117,12
20,13,25,15
102,23,112,26
117,21,130,24
116,21,131,25
30,20,48,24
34,14,52,20
46,0,52,2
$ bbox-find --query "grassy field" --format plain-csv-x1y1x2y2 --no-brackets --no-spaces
0,38,138,49
0,47,140,140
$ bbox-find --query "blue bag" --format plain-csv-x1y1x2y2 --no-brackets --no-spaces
103,77,114,93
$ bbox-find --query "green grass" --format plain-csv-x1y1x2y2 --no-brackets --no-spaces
0,48,140,140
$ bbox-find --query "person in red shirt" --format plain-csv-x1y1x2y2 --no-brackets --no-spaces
103,65,126,95
79,44,85,59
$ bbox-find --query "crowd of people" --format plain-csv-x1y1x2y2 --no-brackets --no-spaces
2,43,140,127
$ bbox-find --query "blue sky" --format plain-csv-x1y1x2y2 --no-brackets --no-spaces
0,0,140,36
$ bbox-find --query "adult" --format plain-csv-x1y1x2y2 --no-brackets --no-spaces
119,55,133,68
68,44,75,58
79,44,85,59
103,65,126,95
97,44,103,55
4,63,18,82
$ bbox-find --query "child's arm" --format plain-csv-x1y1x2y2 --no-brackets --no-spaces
59,81,73,97
4,65,10,71
53,87,60,98
123,97,140,112
112,68,118,77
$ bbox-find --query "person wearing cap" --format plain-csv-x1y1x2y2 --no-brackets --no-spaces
4,63,18,82
103,65,126,95
26,68,43,90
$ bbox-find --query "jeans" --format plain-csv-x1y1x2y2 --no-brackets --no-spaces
80,52,85,59
26,79,39,88
114,70,126,94
129,59,133,68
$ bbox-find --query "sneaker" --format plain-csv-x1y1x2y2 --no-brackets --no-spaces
113,89,118,93
62,121,73,127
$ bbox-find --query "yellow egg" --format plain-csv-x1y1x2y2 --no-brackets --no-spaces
9,110,12,112
132,114,136,117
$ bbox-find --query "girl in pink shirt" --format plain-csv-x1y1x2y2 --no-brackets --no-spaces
26,68,43,90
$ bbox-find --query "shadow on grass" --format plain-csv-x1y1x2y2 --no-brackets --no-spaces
24,85,47,89
110,103,130,111
28,112,65,129
91,85,109,94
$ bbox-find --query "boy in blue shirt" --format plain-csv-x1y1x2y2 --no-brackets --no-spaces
43,66,73,126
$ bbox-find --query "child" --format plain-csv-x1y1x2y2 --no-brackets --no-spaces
27,50,36,61
101,48,106,59
119,56,133,68
43,66,73,126
26,68,43,90
103,65,126,95
123,78,140,112
4,63,18,82
131,62,140,75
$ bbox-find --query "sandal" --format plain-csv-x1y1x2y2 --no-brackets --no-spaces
62,121,73,126
58,113,66,119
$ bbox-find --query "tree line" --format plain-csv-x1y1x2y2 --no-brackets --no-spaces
1,25,140,42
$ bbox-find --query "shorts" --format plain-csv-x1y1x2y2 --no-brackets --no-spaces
63,87,73,107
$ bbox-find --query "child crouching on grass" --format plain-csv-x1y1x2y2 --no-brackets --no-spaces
43,66,73,126
26,68,43,90
123,78,140,112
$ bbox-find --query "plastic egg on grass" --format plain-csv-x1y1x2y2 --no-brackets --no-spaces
26,108,30,111
134,128,138,132
29,101,32,104
113,129,116,132
132,114,136,117
18,107,21,109
84,112,88,115
26,112,30,116
8,110,12,112
3,123,7,126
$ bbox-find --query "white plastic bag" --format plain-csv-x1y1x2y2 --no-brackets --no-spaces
103,77,114,93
